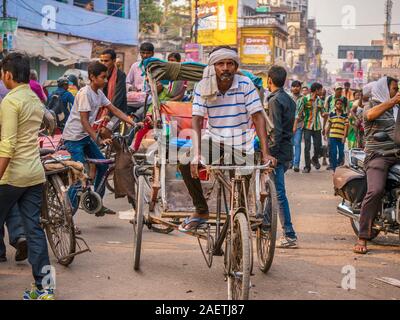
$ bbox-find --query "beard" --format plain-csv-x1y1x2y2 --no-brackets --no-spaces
220,72,234,81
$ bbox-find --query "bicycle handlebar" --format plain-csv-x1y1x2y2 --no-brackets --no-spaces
207,161,272,171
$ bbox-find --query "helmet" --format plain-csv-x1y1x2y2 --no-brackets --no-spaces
57,77,69,87
66,74,79,88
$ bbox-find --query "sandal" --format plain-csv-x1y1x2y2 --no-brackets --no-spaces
353,239,368,254
178,217,208,233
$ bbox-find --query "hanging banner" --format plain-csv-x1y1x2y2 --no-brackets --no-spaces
193,0,238,46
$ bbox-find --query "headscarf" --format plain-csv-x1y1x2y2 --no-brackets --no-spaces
197,48,240,102
362,81,376,98
371,77,390,103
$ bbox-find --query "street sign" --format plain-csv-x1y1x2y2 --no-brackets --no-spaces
338,45,383,60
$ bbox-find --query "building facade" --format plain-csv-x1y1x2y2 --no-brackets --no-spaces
6,0,139,82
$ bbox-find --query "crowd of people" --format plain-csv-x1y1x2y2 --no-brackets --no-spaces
289,80,368,173
0,40,399,299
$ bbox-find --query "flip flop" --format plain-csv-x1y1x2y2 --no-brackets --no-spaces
353,241,368,254
178,217,208,233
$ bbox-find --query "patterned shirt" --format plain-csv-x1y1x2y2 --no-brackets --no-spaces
328,111,349,139
364,99,397,156
192,74,263,152
324,95,349,113
296,94,325,131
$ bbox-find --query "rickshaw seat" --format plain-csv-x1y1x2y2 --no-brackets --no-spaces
160,101,207,134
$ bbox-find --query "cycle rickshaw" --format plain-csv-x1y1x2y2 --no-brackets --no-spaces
131,58,278,300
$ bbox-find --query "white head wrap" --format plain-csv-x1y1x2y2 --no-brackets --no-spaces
372,77,390,103
362,81,376,98
197,48,240,102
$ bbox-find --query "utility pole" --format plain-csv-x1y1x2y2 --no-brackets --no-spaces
3,0,6,18
194,0,199,43
384,0,393,47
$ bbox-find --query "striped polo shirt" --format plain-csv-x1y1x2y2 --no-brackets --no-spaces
328,111,349,139
192,74,263,152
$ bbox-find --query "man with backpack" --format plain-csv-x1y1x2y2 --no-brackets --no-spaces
47,77,75,130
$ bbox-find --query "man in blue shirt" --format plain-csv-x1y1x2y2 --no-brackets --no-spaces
48,77,75,126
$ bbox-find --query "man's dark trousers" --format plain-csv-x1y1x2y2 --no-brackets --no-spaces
303,129,322,169
359,155,398,239
0,184,51,288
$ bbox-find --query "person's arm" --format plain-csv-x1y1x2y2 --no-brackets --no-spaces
105,103,135,127
252,111,276,166
112,72,127,111
325,121,331,138
364,93,400,121
294,97,304,133
0,99,18,180
67,92,75,106
268,97,282,155
126,64,135,92
343,119,349,144
80,111,101,143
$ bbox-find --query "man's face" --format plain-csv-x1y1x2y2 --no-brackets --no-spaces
140,51,154,61
1,70,13,89
344,84,350,90
91,71,108,89
100,54,115,73
215,59,238,83
316,88,324,97
389,80,399,98
302,87,309,95
291,85,301,95
335,88,343,97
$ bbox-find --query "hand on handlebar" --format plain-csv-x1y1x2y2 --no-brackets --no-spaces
190,155,204,179
263,154,277,168
100,138,113,146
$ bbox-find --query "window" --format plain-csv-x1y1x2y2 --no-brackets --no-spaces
108,0,125,18
73,0,91,8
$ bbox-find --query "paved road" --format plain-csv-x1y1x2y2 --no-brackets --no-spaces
1,169,400,300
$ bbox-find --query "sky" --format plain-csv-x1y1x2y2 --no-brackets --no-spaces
308,0,400,72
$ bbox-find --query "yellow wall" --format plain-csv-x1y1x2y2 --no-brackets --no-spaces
240,28,275,65
194,0,238,46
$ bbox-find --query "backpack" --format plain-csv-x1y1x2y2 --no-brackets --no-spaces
47,92,70,129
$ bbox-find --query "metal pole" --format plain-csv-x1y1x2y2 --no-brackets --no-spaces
194,0,199,43
3,0,6,18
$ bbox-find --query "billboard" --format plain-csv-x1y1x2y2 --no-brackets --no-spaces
240,35,272,65
194,0,238,46
342,50,357,73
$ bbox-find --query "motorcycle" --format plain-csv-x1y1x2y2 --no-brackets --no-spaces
333,132,400,240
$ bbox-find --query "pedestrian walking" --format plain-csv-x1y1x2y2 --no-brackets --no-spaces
325,98,349,171
290,80,303,172
0,53,54,300
268,66,298,248
294,82,325,173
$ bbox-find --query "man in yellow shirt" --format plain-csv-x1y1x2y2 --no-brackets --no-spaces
0,53,54,300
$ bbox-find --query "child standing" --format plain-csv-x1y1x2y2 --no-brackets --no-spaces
325,98,349,171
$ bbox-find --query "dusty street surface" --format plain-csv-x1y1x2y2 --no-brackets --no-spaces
1,169,400,300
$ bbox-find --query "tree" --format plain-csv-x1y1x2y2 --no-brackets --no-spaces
161,0,191,40
139,0,163,34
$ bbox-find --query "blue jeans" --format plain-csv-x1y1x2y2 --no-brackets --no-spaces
273,163,296,239
64,136,108,198
0,205,25,257
0,184,51,288
292,127,303,168
329,137,344,171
